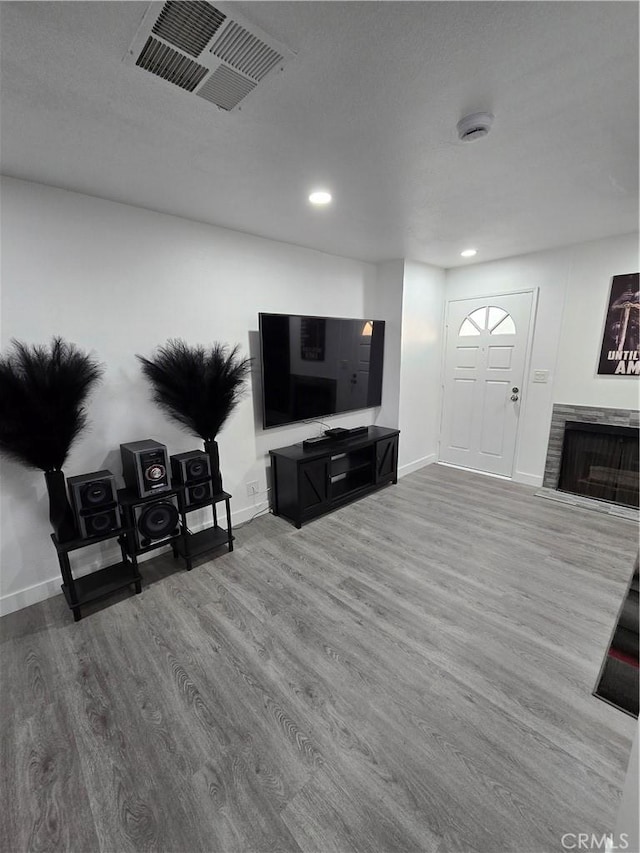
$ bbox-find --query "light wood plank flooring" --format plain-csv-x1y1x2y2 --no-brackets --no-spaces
1,463,637,853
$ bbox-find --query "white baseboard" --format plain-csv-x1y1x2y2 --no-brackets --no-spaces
0,575,62,618
436,461,543,487
513,471,544,487
0,500,270,619
437,461,510,480
398,454,437,478
230,500,270,527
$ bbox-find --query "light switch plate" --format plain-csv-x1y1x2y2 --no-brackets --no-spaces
533,369,549,383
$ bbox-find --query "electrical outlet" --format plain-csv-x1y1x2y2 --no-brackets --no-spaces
246,480,259,497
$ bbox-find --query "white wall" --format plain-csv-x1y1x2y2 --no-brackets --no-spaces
0,176,389,615
398,261,444,475
554,233,639,409
444,233,638,486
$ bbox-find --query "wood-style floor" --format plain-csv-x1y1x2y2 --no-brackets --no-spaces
1,463,637,853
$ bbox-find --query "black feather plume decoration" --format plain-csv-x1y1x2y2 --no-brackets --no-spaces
0,337,104,472
137,340,252,441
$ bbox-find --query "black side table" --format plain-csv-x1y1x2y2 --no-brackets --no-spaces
51,525,141,622
172,491,234,570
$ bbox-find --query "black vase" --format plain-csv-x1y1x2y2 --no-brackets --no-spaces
44,469,77,543
204,439,223,495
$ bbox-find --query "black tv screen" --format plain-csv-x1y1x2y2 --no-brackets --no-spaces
259,313,385,429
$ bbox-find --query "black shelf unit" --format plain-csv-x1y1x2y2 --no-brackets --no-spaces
53,485,234,620
51,524,141,622
331,468,373,500
270,426,399,528
174,490,234,570
329,447,373,478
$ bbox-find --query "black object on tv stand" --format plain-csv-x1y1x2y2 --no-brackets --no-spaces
269,426,399,528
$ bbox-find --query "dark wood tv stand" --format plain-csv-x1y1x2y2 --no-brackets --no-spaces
269,426,399,528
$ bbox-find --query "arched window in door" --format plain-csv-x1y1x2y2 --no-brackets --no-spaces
459,305,516,337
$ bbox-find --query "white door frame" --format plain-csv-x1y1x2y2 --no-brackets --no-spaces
437,287,539,478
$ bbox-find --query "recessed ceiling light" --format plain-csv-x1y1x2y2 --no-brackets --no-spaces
309,190,332,205
460,248,477,258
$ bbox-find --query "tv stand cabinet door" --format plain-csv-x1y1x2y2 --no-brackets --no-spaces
299,459,330,515
375,435,398,484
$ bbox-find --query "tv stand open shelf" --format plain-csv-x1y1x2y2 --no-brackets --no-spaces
269,426,399,528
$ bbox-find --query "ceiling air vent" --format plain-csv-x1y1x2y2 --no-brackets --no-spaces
136,37,209,91
124,1,296,111
152,1,226,58
196,65,256,111
210,21,283,82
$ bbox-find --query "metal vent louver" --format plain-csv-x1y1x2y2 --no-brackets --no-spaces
196,65,257,111
136,36,209,91
125,1,296,111
210,21,283,82
152,1,226,57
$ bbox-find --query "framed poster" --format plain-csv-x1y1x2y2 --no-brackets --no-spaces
597,273,639,376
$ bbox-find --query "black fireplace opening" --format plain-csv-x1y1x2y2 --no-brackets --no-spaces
558,422,639,508
558,421,640,507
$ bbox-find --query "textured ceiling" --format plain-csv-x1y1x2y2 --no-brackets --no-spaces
0,1,637,268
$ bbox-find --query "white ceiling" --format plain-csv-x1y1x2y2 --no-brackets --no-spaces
1,1,638,268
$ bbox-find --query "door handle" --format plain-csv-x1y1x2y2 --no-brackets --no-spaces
511,394,519,402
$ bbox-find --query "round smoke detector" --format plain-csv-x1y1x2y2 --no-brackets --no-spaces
457,112,494,142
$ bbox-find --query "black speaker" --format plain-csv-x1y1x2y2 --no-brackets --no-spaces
170,450,213,508
131,495,180,551
120,439,171,498
67,470,121,540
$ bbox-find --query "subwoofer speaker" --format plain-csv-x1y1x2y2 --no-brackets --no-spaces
132,494,180,551
170,450,213,508
120,439,171,498
67,470,121,539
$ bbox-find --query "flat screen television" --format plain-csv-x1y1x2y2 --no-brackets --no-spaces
259,313,385,429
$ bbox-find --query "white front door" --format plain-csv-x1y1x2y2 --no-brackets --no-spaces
439,292,533,477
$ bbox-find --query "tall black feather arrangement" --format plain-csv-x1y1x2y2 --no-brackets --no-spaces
137,340,252,493
0,337,104,541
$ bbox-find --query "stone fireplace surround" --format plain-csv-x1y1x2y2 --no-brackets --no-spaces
543,404,639,488
539,403,639,519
